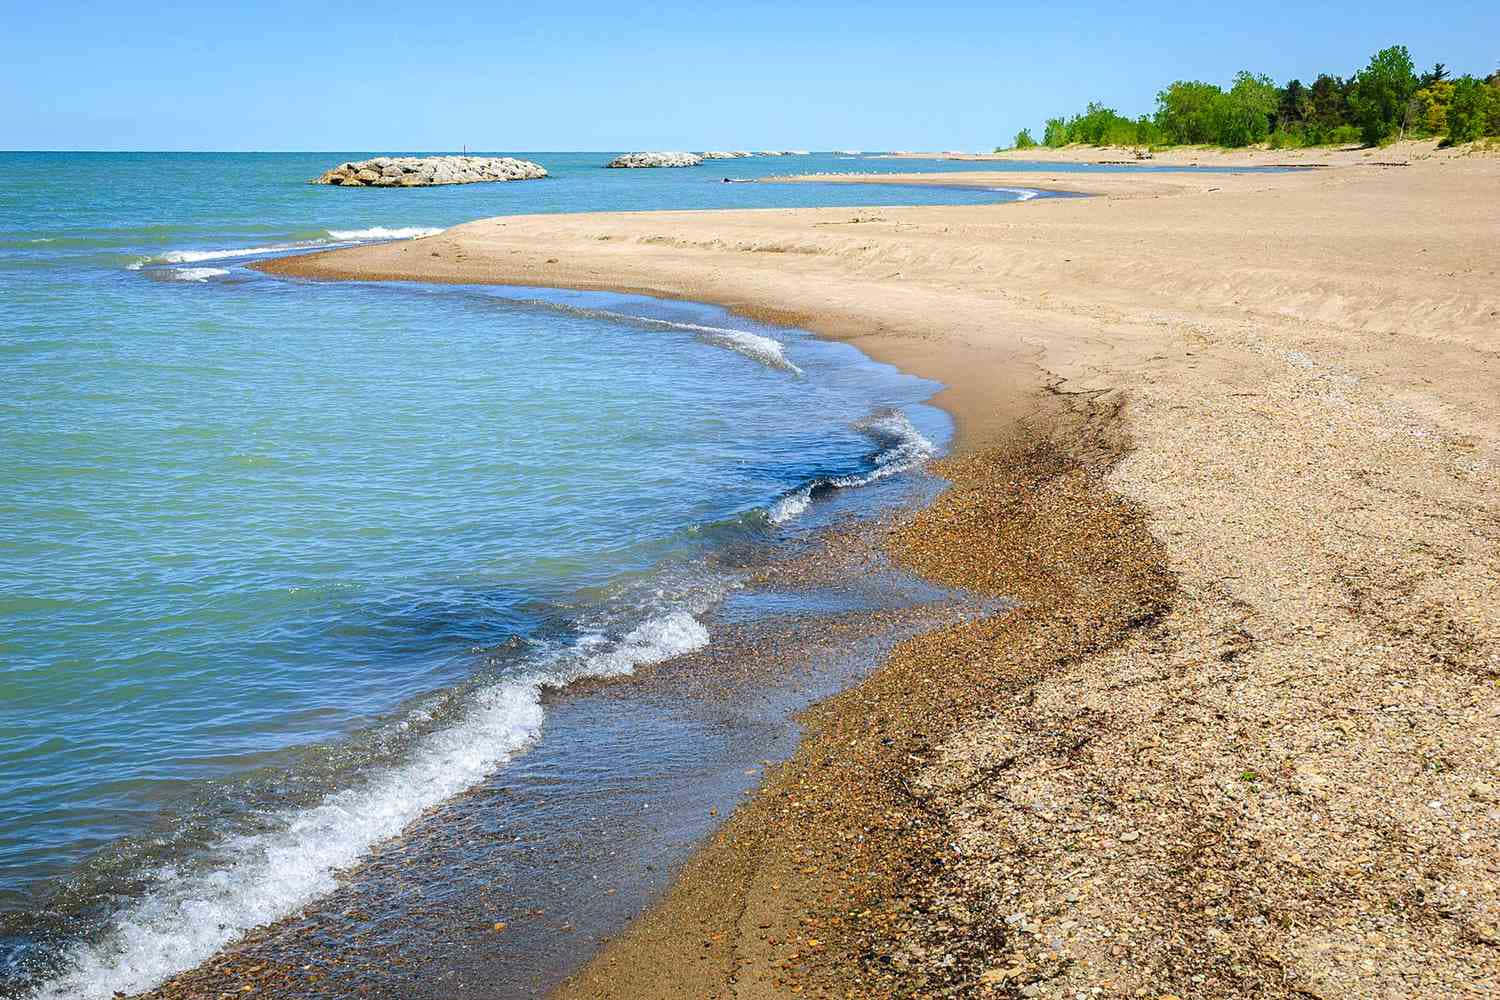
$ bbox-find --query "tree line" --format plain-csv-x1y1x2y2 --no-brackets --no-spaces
1006,46,1500,151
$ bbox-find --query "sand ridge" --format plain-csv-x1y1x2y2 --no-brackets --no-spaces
253,151,1500,998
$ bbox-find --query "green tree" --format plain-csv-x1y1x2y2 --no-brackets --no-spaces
1308,74,1353,128
1155,80,1224,144
1446,76,1494,143
1350,44,1417,144
1019,48,1493,152
1065,102,1132,144
1418,62,1450,87
1411,80,1454,136
1013,128,1037,149
1277,79,1310,128
1219,71,1279,145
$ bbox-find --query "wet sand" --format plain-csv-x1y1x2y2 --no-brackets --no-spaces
251,150,1500,998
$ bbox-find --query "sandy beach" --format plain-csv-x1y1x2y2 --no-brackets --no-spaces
255,147,1500,999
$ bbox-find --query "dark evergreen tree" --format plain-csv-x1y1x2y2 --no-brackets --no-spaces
1308,74,1350,127
1277,79,1308,127
1418,62,1450,87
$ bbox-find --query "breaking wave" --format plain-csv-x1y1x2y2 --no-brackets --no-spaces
158,243,331,264
768,410,937,524
582,311,802,375
137,225,438,269
27,604,712,1000
168,267,229,282
651,319,803,375
989,187,1041,201
325,226,443,240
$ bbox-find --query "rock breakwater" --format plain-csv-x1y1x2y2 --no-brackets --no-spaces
312,156,547,187
606,152,704,168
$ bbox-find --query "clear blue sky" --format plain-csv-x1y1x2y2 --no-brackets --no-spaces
3,1,1496,151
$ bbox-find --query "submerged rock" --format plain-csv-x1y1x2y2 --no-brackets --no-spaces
312,156,547,187
606,152,704,168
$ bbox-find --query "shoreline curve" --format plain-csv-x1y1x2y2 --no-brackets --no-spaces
225,153,1500,998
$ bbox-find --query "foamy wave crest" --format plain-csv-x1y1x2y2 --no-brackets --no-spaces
507,298,802,376
687,325,803,375
30,684,541,1000
158,243,324,264
768,490,813,523
325,226,442,240
632,318,802,375
990,187,1040,201
143,226,433,270
31,607,710,1000
768,410,937,524
536,610,709,685
170,267,229,282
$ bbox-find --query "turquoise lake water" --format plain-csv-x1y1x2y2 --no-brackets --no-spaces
0,152,1291,998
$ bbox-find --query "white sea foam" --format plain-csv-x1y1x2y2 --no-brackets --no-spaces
144,226,435,269
158,243,320,264
169,267,229,282
30,606,710,1000
990,187,1041,201
678,323,803,375
544,301,804,376
768,490,813,523
768,410,937,524
625,316,802,375
536,610,710,685
325,226,443,240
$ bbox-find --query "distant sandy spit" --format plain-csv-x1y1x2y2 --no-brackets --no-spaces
239,153,1499,1000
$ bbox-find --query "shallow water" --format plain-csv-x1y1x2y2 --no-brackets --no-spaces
0,150,1283,997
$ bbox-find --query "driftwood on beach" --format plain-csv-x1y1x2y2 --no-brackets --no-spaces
312,156,547,187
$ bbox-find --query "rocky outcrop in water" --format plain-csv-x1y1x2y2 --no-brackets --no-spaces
312,156,547,187
606,152,703,168
700,151,752,160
